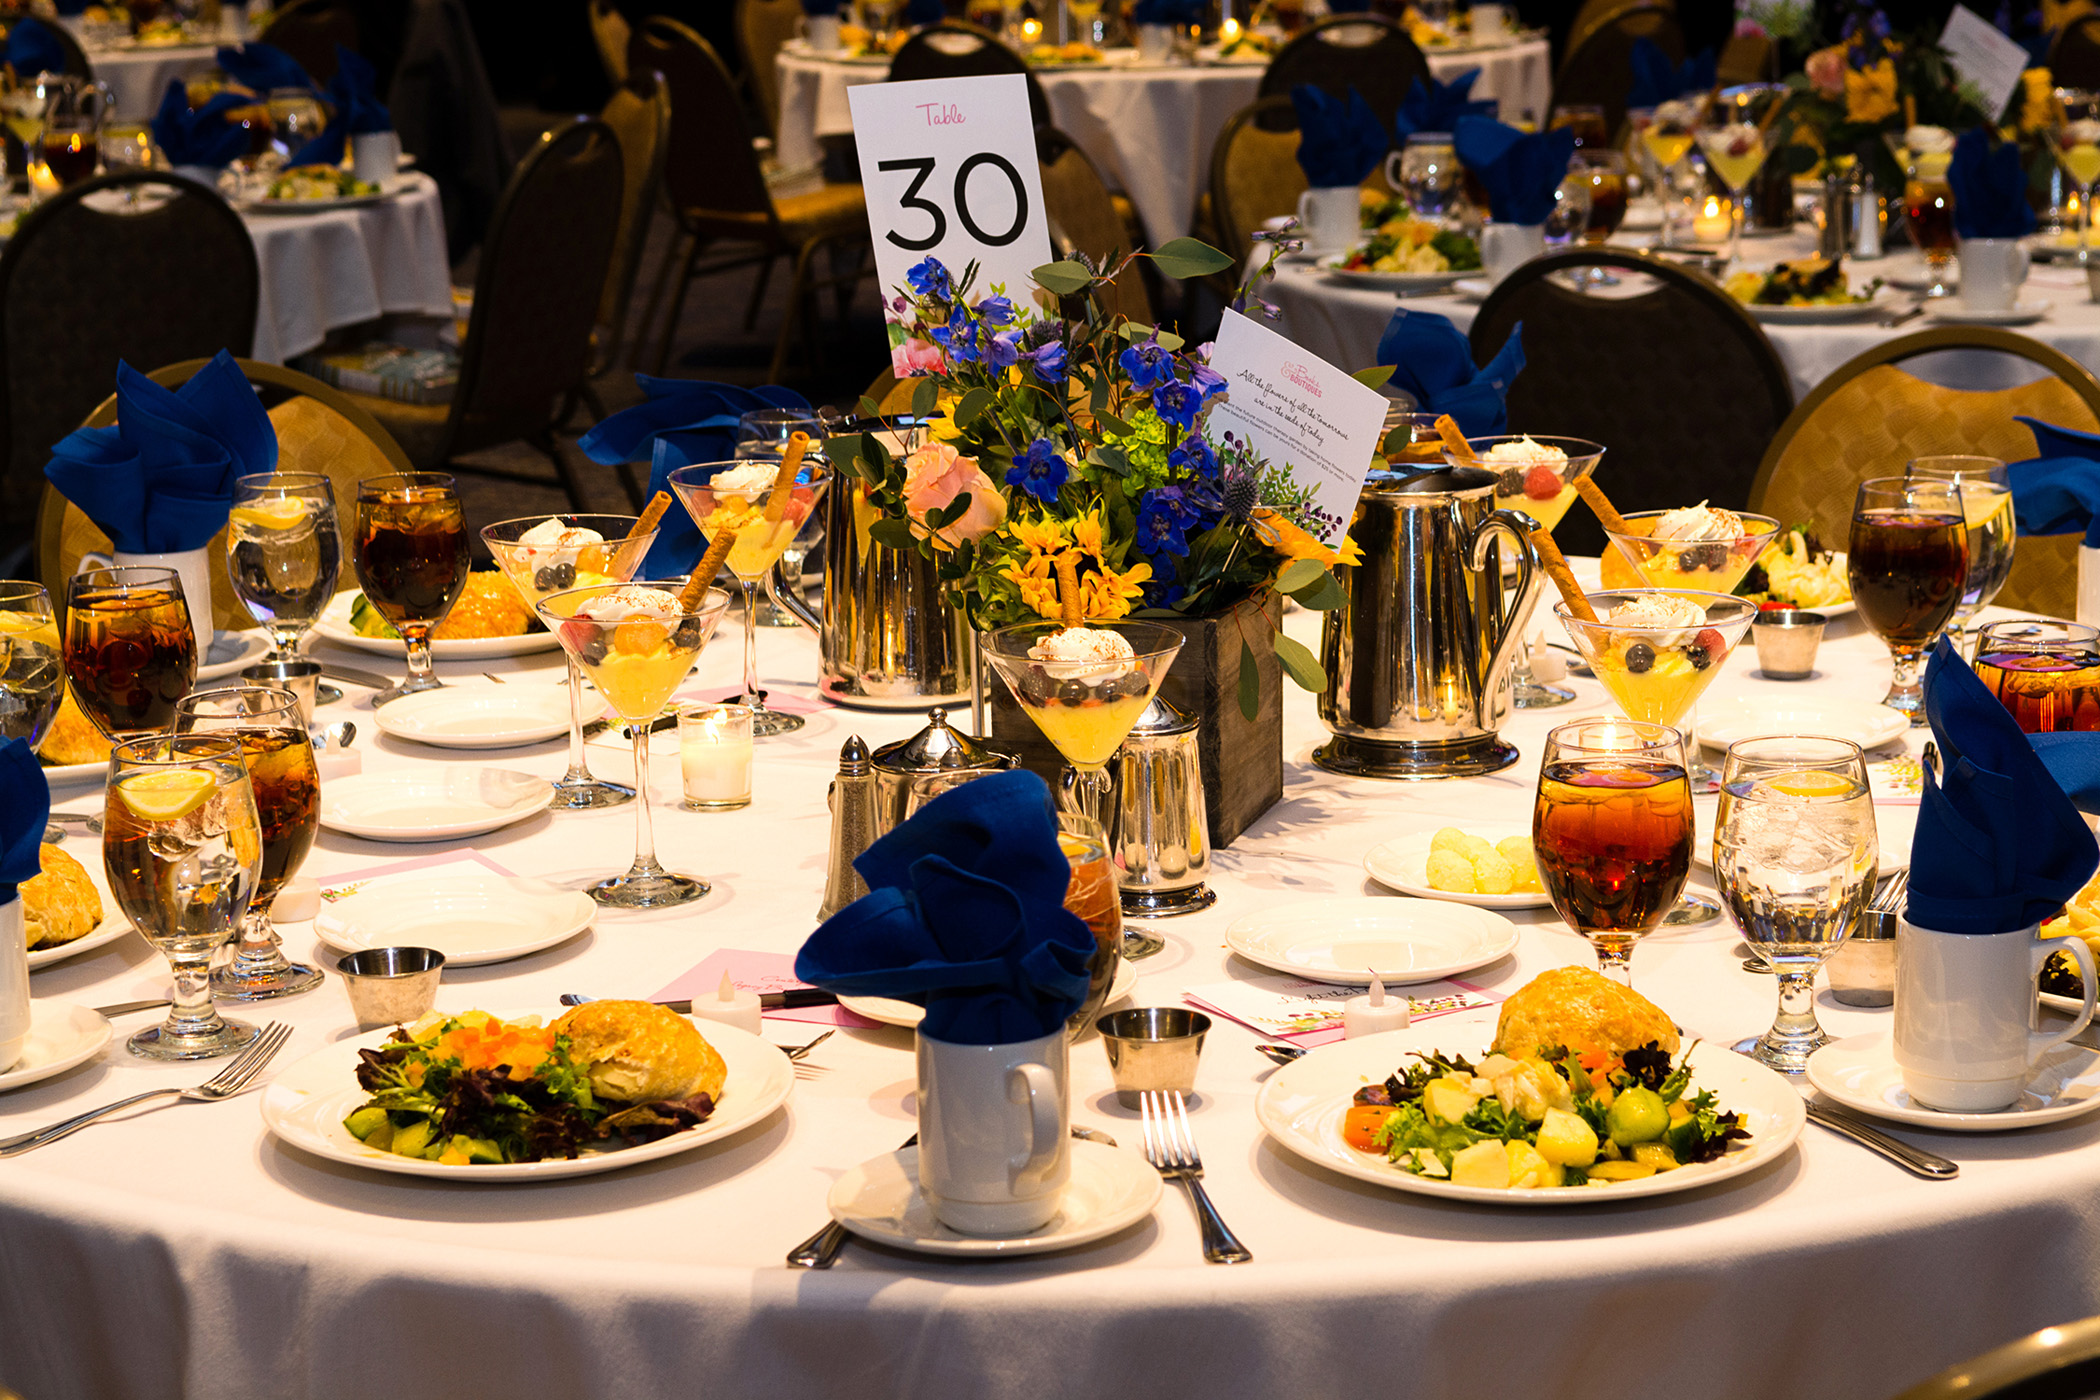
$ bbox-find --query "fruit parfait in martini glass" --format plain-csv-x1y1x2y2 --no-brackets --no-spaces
1598,503,1780,592
536,580,733,908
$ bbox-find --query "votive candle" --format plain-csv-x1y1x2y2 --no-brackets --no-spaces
679,703,753,811
1693,195,1732,244
1343,975,1411,1038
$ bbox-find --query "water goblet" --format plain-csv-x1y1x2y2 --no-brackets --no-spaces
63,565,197,742
1846,476,1967,723
352,472,469,705
1906,455,2013,655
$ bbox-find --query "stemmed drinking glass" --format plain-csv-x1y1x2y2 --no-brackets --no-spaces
0,582,64,841
1396,133,1461,220
173,686,322,1000
1694,90,1772,268
667,455,829,736
1543,172,1591,249
1532,717,1695,986
1846,476,1968,723
1572,150,1629,287
2056,89,2100,264
103,732,264,1059
63,565,197,742
1972,619,2100,732
1907,455,2014,656
1058,809,1135,1002
536,580,734,907
226,472,340,677
735,408,827,628
352,472,469,705
482,513,660,809
1715,736,1878,1073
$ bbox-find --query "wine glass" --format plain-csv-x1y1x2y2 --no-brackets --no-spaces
1846,476,1968,723
63,565,197,742
1396,132,1461,220
1694,92,1771,268
1,581,64,841
1543,171,1591,249
1069,0,1104,45
1972,619,2100,732
1906,455,2014,655
173,685,322,1000
2054,89,2100,263
103,732,263,1059
666,455,830,737
482,513,660,809
535,580,734,907
1548,105,1609,152
1059,809,1135,1006
1572,150,1629,286
1715,736,1878,1073
1532,716,1695,986
266,86,325,160
227,472,339,664
33,77,107,193
734,408,827,628
352,473,469,705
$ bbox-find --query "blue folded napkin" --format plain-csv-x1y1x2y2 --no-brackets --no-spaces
577,376,810,577
53,0,87,15
1455,115,1576,225
1948,126,2036,239
1375,309,1524,437
2006,416,2100,547
795,770,1097,1044
0,739,49,911
1908,638,2099,934
215,42,317,96
1130,0,1203,22
5,18,65,79
1393,68,1497,139
289,46,391,167
1626,38,1715,108
1290,83,1386,188
45,350,276,555
904,0,945,24
151,81,252,171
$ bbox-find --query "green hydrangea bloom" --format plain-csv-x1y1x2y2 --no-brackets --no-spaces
1112,408,1172,492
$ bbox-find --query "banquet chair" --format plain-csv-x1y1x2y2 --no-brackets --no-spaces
1257,17,1429,134
1205,95,1303,279
1892,1313,2100,1399
257,0,360,85
1750,328,2100,621
41,20,93,80
630,16,871,381
36,358,411,634
592,70,672,377
888,23,1050,127
1565,0,1670,64
1551,1,1684,139
0,171,256,578
2052,16,2100,92
737,0,804,139
1470,246,1792,558
1038,126,1153,325
589,0,631,85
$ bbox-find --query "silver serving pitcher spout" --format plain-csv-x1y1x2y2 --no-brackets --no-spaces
1313,464,1541,779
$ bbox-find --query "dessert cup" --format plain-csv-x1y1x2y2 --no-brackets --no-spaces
1598,510,1779,593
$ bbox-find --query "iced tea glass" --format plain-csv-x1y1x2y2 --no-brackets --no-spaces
63,565,197,741
353,472,469,705
1974,619,2100,732
1847,476,1967,723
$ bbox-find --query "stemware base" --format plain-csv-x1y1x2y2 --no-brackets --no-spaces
211,961,325,1001
1660,894,1722,928
1512,677,1577,708
744,695,804,737
128,1015,258,1061
551,775,634,810
589,869,710,909
374,674,444,707
1121,929,1165,960
1122,883,1215,919
42,822,60,843
1732,1028,1830,1076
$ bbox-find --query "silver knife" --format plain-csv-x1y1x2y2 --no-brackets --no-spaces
321,664,398,691
580,713,681,740
92,999,172,1017
1878,302,1927,329
1805,1102,1959,1178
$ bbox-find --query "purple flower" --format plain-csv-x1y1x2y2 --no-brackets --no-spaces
1005,437,1068,503
1152,379,1205,431
907,257,952,299
1119,338,1175,391
928,307,978,363
1135,503,1190,557
975,295,1016,326
1189,364,1227,403
985,329,1022,369
1028,339,1067,384
1167,433,1216,479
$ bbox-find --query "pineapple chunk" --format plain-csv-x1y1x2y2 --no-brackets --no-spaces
1506,1140,1563,1188
1449,1139,1510,1188
1586,1160,1658,1182
1424,1076,1480,1125
1535,1107,1600,1167
1630,1142,1680,1171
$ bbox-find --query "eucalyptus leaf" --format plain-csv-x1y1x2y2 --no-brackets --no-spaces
1351,365,1397,391
1276,558,1325,594
857,394,880,419
910,375,939,419
1380,424,1415,457
1237,638,1260,721
1293,572,1346,611
954,386,996,429
822,433,866,471
1274,632,1325,692
1154,329,1185,351
1033,259,1096,295
868,517,919,551
1094,410,1133,437
1119,323,1153,340
1150,237,1235,280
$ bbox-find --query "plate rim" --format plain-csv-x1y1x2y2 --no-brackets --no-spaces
1315,256,1474,292
826,1139,1161,1256
26,914,130,970
1743,292,1894,324
315,768,555,840
370,683,594,749
0,1001,112,1090
311,873,596,965
1224,895,1521,985
1924,296,2053,324
1805,1031,2100,1131
313,589,560,659
1694,695,1908,751
1361,826,1553,910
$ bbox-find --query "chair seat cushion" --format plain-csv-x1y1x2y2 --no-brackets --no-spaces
337,390,451,467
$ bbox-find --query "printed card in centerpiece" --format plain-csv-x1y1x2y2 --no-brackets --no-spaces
848,73,1052,377
1201,308,1387,546
1184,972,1500,1048
1939,5,2028,120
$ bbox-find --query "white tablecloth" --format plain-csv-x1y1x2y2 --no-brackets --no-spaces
3,578,2096,1400
84,42,221,123
774,37,1550,245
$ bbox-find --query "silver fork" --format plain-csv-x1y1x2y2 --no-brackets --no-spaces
0,1022,293,1158
1141,1090,1252,1264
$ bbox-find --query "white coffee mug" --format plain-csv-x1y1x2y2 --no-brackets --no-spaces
1894,916,2097,1111
1295,185,1362,258
1470,2,1508,37
805,13,842,51
1955,237,2029,313
1478,222,1545,285
1135,23,1175,62
76,548,210,643
351,130,402,186
0,898,27,1074
915,1025,1069,1236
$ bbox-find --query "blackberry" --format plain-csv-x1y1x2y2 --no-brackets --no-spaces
1624,642,1655,673
1684,641,1711,671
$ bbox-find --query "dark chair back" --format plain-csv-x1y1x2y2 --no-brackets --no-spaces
2053,16,2100,92
889,23,1050,127
1037,126,1150,324
258,0,361,85
0,173,257,571
632,15,774,222
1893,1313,2100,1400
42,21,93,80
1258,17,1429,134
595,70,672,372
1207,95,1303,274
1469,247,1792,556
1552,2,1684,139
737,0,803,137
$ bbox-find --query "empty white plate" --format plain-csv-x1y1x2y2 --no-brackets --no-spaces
374,684,602,749
827,1140,1161,1257
1807,1032,2100,1131
1362,825,1552,909
313,872,595,965
317,769,554,841
1225,896,1520,985
1697,696,1910,753
0,1002,111,1091
841,958,1138,1029
1925,296,2052,326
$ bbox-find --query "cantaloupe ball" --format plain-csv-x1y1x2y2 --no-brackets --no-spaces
1471,851,1516,894
1430,827,1471,854
1426,850,1478,892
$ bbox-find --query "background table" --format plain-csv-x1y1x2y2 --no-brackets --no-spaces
3,570,2095,1400
84,41,220,123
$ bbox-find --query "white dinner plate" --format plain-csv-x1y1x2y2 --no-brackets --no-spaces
1257,1032,1804,1205
1450,276,1492,302
1696,696,1910,752
313,872,596,966
313,590,560,659
372,683,601,749
197,628,274,681
35,758,105,786
1225,896,1520,985
261,1014,794,1179
827,1139,1161,1256
1925,296,2052,326
0,1002,111,1091
1806,1032,2100,1131
841,958,1138,1029
317,768,554,842
1362,825,1553,910
237,172,422,213
1741,291,1897,324
1689,795,1915,872
1315,256,1475,294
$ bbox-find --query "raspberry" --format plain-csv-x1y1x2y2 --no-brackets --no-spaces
1757,600,1796,612
1523,465,1562,501
1694,627,1725,656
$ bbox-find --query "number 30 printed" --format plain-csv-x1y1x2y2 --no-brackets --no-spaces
875,153,1031,251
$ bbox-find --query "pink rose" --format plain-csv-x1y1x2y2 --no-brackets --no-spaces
1805,45,1845,99
892,337,946,376
901,441,1007,546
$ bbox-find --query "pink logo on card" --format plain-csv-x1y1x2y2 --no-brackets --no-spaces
1282,362,1323,395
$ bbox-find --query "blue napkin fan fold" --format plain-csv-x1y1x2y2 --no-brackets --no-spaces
289,45,392,167
0,739,49,909
215,42,317,96
1375,309,1523,437
1290,82,1386,188
151,81,252,170
1454,115,1575,226
1393,68,1497,138
2008,416,2100,547
904,0,946,24
1626,38,1715,108
1948,126,2036,240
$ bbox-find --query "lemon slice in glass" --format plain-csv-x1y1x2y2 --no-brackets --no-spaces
118,768,217,821
1766,770,1857,799
229,497,309,530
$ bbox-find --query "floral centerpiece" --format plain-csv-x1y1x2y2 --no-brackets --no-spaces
1769,4,1988,189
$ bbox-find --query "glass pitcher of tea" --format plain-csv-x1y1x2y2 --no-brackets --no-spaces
37,77,112,192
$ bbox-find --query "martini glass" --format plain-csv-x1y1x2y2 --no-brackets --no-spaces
2054,91,2100,265
1694,94,1770,268
483,514,659,810
1597,509,1780,593
536,581,734,908
1555,589,1755,925
667,458,830,737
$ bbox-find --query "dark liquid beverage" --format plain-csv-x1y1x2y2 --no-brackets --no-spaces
1550,108,1609,150
1582,171,1628,241
1904,180,1956,254
1975,647,2100,732
63,585,197,738
1272,0,1307,34
236,728,320,902
41,133,97,188
354,489,469,627
1847,510,1967,646
1533,761,1694,938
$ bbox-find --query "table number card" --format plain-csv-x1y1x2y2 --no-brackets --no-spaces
1201,307,1388,547
848,73,1053,376
1939,5,2028,120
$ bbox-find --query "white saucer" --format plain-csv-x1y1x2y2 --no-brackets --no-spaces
1806,1032,2100,1131
1925,296,2051,326
0,1002,111,1091
827,1139,1161,1257
1362,825,1553,909
197,629,274,681
840,958,1137,1029
317,769,554,841
1225,896,1519,985
1690,795,1915,871
373,683,602,749
1697,695,1910,753
1450,276,1492,301
313,872,595,966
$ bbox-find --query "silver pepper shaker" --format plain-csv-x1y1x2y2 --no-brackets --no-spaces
818,735,876,921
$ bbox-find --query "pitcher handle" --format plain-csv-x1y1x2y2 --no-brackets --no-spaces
765,559,820,632
1465,508,1543,731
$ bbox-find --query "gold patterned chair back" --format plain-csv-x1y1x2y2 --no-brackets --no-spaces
1750,329,2100,620
1209,96,1306,274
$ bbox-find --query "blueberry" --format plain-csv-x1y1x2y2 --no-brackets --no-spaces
1058,680,1090,706
534,564,559,591
1684,641,1711,671
581,634,609,665
1625,642,1654,673
551,562,576,589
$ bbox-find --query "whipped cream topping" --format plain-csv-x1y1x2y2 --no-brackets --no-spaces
575,585,682,623
1649,502,1745,543
1483,436,1567,466
1905,124,1955,155
709,462,782,499
1028,626,1136,680
1651,99,1697,126
1605,594,1709,631
515,518,604,568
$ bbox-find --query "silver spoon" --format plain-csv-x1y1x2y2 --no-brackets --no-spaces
313,720,356,751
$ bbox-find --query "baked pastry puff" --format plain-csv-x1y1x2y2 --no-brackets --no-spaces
23,843,102,950
552,999,725,1104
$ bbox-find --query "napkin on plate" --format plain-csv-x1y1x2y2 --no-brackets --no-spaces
1626,38,1715,108
1455,115,1577,226
1375,308,1524,437
1393,68,1497,139
576,376,810,576
151,81,252,171
0,739,49,911
2007,416,2100,545
1948,126,2036,240
44,350,276,555
1907,637,2098,934
5,18,65,79
289,46,391,167
795,770,1096,1044
1290,83,1386,188
214,42,317,96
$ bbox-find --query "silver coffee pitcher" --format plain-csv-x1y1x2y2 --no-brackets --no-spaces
1111,694,1214,918
1313,464,1541,778
868,707,1017,835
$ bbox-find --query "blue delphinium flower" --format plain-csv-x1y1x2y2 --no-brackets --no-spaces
1028,339,1067,384
1006,438,1068,503
1119,338,1175,391
907,257,952,299
928,307,978,363
1135,485,1198,557
1167,433,1216,479
1189,363,1227,402
1152,378,1205,431
985,329,1022,369
974,294,1015,326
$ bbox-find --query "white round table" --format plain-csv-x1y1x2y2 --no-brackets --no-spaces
774,35,1550,246
3,577,2095,1400
82,41,221,123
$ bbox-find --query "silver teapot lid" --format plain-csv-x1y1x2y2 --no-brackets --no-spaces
871,707,1011,775
1125,692,1196,736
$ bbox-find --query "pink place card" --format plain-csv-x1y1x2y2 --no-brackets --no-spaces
654,948,880,1028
